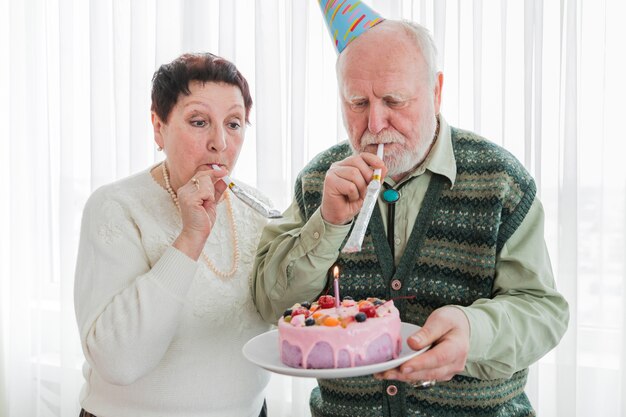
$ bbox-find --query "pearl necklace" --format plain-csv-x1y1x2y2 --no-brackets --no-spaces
161,162,240,279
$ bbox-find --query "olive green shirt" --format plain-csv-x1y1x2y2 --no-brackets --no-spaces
253,116,569,380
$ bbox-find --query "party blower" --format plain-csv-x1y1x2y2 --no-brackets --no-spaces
211,165,282,219
341,143,384,253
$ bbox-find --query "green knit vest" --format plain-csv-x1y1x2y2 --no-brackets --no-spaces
294,128,537,417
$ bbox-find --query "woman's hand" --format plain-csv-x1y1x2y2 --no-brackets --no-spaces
173,169,228,260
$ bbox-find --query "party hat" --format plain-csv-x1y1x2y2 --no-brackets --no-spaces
317,0,384,53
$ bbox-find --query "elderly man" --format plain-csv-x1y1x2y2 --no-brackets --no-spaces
253,12,568,417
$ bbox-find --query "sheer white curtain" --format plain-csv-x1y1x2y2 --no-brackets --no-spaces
1,1,625,416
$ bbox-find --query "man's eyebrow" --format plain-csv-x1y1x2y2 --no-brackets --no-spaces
382,93,409,101
345,94,367,102
345,92,410,101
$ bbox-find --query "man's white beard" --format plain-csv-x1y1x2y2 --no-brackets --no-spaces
352,108,438,178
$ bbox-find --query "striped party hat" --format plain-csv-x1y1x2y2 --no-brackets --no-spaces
317,0,384,53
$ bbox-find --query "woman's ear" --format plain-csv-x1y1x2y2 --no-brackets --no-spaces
151,111,165,150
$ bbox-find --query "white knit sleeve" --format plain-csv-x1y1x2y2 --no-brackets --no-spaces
74,187,198,386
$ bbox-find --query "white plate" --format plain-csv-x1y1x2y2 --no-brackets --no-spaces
242,322,429,379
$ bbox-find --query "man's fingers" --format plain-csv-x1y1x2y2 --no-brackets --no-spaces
340,153,385,180
333,179,362,202
408,319,449,351
320,152,386,225
329,165,368,200
374,344,444,380
375,339,466,383
377,361,458,383
401,343,451,373
359,152,387,178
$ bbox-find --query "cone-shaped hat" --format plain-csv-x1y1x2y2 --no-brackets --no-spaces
317,0,384,53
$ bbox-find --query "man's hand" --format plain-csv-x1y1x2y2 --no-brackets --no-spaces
374,306,470,383
320,152,386,225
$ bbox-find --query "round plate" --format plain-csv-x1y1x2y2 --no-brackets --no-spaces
242,322,428,379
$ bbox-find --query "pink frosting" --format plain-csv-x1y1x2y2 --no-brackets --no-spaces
278,301,402,369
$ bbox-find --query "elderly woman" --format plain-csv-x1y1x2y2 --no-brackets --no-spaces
74,53,270,417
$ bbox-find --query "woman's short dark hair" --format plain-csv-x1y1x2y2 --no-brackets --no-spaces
151,53,253,123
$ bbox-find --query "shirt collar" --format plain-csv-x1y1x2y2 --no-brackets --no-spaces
384,114,457,189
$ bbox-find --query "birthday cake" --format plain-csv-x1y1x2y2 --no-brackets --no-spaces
278,295,402,369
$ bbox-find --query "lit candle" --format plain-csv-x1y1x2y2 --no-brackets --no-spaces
333,266,340,308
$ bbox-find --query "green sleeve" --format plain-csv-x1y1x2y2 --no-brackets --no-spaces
252,199,352,322
454,198,569,379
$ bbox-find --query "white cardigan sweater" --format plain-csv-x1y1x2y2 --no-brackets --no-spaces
74,166,271,417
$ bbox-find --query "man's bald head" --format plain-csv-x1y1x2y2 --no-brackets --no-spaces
337,20,439,88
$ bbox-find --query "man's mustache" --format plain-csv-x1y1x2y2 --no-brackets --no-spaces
360,130,406,149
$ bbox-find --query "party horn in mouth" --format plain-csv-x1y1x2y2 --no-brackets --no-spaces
212,165,282,219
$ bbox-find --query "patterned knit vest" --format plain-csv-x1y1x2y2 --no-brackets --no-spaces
294,128,537,417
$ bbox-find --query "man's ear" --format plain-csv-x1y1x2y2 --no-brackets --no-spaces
151,111,165,150
433,72,443,115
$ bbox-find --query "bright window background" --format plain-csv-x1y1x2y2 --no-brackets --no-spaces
1,0,625,416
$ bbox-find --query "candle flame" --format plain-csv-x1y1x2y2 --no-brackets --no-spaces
333,266,339,279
